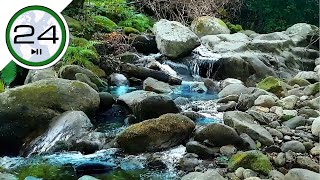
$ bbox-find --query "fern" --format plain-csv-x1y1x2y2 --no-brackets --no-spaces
0,80,5,93
0,61,17,85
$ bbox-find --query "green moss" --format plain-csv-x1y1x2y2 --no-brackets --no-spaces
118,14,153,32
16,163,75,180
228,150,272,175
257,76,285,97
123,27,140,35
287,78,311,87
216,18,228,28
226,22,244,33
93,15,117,32
280,114,295,122
311,82,320,95
64,15,82,32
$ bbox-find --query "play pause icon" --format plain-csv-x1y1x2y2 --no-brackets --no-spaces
31,49,42,55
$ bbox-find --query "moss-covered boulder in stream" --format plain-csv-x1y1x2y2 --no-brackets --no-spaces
228,150,272,175
115,114,195,153
191,16,230,37
0,78,100,155
257,76,286,97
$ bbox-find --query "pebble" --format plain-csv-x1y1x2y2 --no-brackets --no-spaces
235,167,245,179
269,170,285,180
220,145,237,157
310,145,320,156
243,169,258,179
274,152,286,167
296,156,320,172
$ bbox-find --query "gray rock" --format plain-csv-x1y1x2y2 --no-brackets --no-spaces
0,79,100,154
296,156,320,173
178,154,200,172
143,77,172,93
23,111,93,156
240,133,257,150
278,95,299,109
254,95,276,108
220,78,244,89
174,97,190,106
235,167,245,179
316,58,320,66
180,111,205,121
220,145,237,157
269,170,285,180
217,101,237,112
182,169,226,180
217,95,239,103
247,110,277,125
311,117,320,137
118,90,179,121
191,16,230,37
109,73,129,86
75,73,99,91
284,168,320,180
154,19,200,58
281,141,306,153
194,123,242,146
295,71,319,83
243,169,258,179
274,152,286,167
308,96,320,110
285,23,319,45
310,145,320,156
24,68,57,84
283,116,306,129
224,111,274,145
186,141,217,158
218,83,250,98
0,173,18,180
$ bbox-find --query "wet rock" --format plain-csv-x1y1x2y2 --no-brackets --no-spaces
143,77,172,93
311,117,320,137
75,73,99,91
146,154,167,170
194,123,242,146
228,150,272,175
224,111,274,145
24,68,57,84
182,169,226,180
154,19,200,59
218,83,250,98
131,35,158,54
278,95,299,110
281,141,306,153
23,111,93,156
186,141,217,158
283,116,306,129
284,168,320,180
115,114,195,153
296,156,320,172
308,96,320,110
117,90,179,121
174,97,190,106
0,79,100,155
217,101,237,112
109,73,129,86
78,175,99,180
203,78,220,92
254,95,276,108
288,78,311,87
178,153,201,172
99,92,115,109
59,65,107,89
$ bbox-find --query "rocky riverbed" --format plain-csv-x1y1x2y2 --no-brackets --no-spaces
0,17,319,180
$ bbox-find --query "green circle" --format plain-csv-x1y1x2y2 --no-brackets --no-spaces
6,6,67,67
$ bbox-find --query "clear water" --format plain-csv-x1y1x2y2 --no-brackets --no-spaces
195,117,219,125
170,82,218,101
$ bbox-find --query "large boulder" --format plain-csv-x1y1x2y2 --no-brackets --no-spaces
218,83,250,98
23,111,93,156
0,79,100,155
191,16,230,37
284,168,320,180
228,150,272,175
285,23,319,47
224,111,274,145
117,90,179,121
153,19,200,58
194,123,242,146
115,114,195,153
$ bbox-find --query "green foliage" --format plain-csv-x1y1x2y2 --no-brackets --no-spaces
0,80,4,93
0,61,17,86
119,14,153,32
239,0,319,33
93,15,118,32
123,27,140,35
16,163,75,180
226,22,244,33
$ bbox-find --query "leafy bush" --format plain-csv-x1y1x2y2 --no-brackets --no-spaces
0,61,17,92
119,14,153,32
226,22,244,33
238,0,319,33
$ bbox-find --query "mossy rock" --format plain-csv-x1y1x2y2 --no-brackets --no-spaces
64,15,82,32
191,16,230,37
287,78,311,87
226,22,244,33
93,15,117,33
228,150,272,175
280,114,295,122
16,163,75,180
257,76,285,97
123,27,140,35
115,113,195,153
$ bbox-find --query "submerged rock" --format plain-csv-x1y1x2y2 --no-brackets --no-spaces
153,19,200,58
115,114,195,153
117,90,179,121
23,111,93,156
0,79,100,155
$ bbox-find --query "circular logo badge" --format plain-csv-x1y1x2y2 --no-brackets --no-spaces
6,6,68,68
